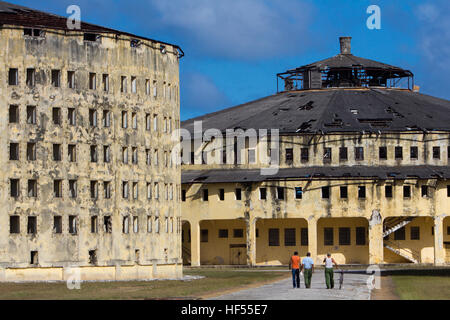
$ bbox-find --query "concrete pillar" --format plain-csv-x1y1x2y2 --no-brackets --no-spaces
434,215,445,266
369,210,384,264
190,220,201,267
246,217,257,266
307,218,318,263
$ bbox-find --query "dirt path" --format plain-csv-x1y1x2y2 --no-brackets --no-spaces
371,276,400,300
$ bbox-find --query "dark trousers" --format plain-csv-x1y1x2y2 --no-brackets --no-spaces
325,268,334,289
292,269,300,288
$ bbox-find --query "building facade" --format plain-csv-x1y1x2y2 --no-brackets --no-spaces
0,2,182,281
181,37,450,267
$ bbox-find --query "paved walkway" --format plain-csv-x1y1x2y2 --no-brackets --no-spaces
212,272,371,300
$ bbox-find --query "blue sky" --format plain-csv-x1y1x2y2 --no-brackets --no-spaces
12,0,450,120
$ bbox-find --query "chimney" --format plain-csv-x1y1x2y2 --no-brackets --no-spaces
339,37,352,55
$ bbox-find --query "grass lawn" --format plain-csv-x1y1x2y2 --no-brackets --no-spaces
391,276,450,300
0,269,288,300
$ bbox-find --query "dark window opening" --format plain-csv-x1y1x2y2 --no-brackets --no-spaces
181,190,186,202
89,250,98,265
91,216,98,233
295,187,303,199
202,189,208,201
28,180,37,198
8,68,18,85
69,180,77,198
53,144,62,161
9,105,19,123
403,186,411,198
219,189,225,201
10,216,20,234
52,108,61,125
395,147,403,160
201,229,208,242
218,229,228,238
233,229,244,238
385,185,393,198
26,68,35,87
51,70,60,87
53,216,62,234
356,227,366,245
260,188,267,200
54,180,62,198
27,216,37,234
324,228,334,246
30,251,38,265
322,186,330,199
379,147,387,160
235,188,242,200
358,186,366,199
355,147,364,161
11,179,20,198
410,226,420,240
104,216,112,233
339,147,348,161
10,143,19,161
323,147,332,162
339,228,351,245
27,143,36,161
27,106,37,124
301,148,309,162
69,216,77,234
277,187,285,200
340,186,348,199
433,147,441,160
84,33,100,42
285,148,293,162
394,227,406,240
284,228,296,246
421,185,429,198
410,147,418,160
301,228,308,246
269,229,280,246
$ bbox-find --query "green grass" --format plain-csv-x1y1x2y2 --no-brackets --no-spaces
391,276,450,300
0,269,288,300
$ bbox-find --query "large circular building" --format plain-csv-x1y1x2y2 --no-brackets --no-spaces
181,37,450,266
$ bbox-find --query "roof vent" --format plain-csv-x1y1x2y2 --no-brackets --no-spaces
339,37,352,55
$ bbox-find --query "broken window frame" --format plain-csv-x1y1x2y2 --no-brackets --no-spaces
27,105,37,124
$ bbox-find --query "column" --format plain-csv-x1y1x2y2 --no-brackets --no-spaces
246,217,257,266
369,210,384,264
434,215,445,266
307,218,318,263
190,220,201,267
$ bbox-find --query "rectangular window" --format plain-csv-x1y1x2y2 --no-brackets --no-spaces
234,229,244,238
133,216,139,233
8,68,18,85
89,73,96,90
53,216,62,234
248,149,256,164
27,217,37,235
89,109,98,127
410,146,418,160
447,185,450,197
394,227,406,240
68,144,76,162
69,216,77,234
91,216,98,233
103,110,111,128
104,216,113,233
301,148,309,162
104,145,111,163
385,185,393,198
26,68,35,87
68,108,76,126
27,143,36,161
339,228,351,245
9,105,19,123
218,229,228,238
147,183,152,200
379,147,387,160
286,148,293,162
433,147,441,160
356,227,366,245
404,186,411,198
153,114,158,132
421,185,429,198
90,181,98,199
90,145,98,163
219,189,225,201
410,226,420,240
53,144,62,161
145,79,150,95
395,147,403,160
201,229,208,242
69,180,77,198
123,181,129,199
132,112,138,129
295,187,303,199
324,228,334,246
269,229,280,246
146,114,151,131
10,216,20,234
322,186,330,199
122,111,128,129
133,182,138,200
52,107,61,125
10,143,19,161
122,216,130,234
284,229,296,246
340,186,348,199
28,180,37,198
235,188,242,200
181,190,186,202
202,189,209,201
54,180,62,198
104,181,111,199
68,71,75,89
277,187,285,200
339,147,348,161
121,76,127,93
323,147,332,162
301,228,308,246
153,80,157,97
102,74,109,92
27,106,37,124
51,70,61,87
358,186,366,199
147,216,152,233
122,147,128,164
132,147,138,164
355,147,364,161
131,76,137,93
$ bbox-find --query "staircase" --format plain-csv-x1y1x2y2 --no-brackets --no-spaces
383,217,414,238
384,240,420,263
383,217,419,263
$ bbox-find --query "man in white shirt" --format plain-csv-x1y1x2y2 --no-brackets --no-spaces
301,252,314,289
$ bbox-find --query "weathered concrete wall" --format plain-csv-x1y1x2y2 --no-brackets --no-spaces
0,26,181,280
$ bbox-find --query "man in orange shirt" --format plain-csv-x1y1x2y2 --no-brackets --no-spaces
289,251,301,289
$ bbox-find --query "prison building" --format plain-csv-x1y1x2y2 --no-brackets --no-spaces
181,37,450,267
0,1,182,281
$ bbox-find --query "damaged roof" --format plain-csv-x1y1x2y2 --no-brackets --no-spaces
0,1,182,52
182,166,450,184
182,88,450,134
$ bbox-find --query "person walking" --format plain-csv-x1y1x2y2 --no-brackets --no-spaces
323,253,338,289
301,252,314,289
289,251,301,289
